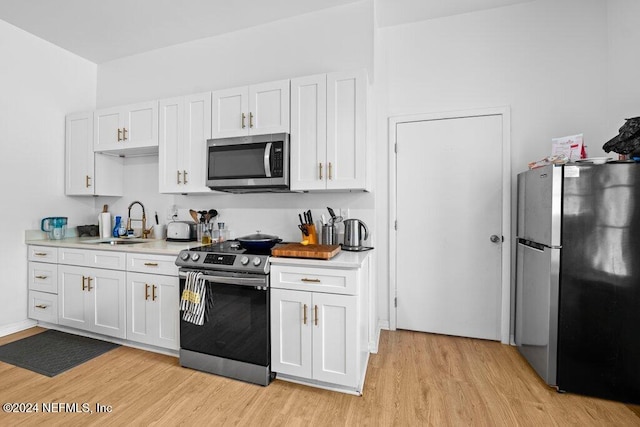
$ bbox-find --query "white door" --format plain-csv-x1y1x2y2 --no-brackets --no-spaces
65,112,94,195
249,80,290,135
158,97,184,193
312,292,357,387
212,86,248,138
270,289,312,379
395,113,504,340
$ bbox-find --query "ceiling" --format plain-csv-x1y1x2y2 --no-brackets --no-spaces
0,0,534,64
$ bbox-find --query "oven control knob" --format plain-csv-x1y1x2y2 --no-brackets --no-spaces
180,252,190,261
240,256,249,265
252,257,262,266
191,253,200,261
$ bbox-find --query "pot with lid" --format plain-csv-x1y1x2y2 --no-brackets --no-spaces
237,232,282,251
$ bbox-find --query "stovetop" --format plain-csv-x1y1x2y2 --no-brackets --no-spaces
175,240,282,274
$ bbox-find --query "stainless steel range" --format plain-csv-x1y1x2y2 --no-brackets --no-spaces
175,240,275,386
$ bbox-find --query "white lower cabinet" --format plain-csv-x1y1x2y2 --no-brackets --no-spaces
58,264,126,339
271,288,357,387
126,272,179,350
270,261,368,394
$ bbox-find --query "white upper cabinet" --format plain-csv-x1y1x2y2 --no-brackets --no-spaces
65,112,123,196
290,70,367,191
159,92,212,193
94,101,159,155
212,79,290,138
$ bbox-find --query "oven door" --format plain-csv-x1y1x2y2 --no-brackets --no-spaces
206,133,289,191
179,270,270,367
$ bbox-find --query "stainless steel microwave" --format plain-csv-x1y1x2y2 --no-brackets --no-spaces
206,133,289,193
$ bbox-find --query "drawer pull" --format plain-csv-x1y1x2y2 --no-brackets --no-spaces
34,252,48,256
144,262,159,267
35,304,48,309
35,275,48,280
301,278,321,283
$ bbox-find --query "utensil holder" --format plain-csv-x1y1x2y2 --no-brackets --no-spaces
302,224,318,244
321,224,337,245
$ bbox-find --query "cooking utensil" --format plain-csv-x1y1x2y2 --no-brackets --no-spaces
206,209,218,223
298,224,309,236
155,211,159,225
189,209,198,223
327,207,343,225
237,232,282,251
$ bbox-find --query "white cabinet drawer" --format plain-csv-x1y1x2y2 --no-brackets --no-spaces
28,246,58,263
127,253,178,276
28,290,58,324
28,262,58,293
271,265,358,295
58,248,126,270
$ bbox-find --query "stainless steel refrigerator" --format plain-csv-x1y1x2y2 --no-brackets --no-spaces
516,163,640,404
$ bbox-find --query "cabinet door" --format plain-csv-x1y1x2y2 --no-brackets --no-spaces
312,292,358,387
90,268,126,339
326,70,367,190
249,80,290,135
94,106,123,151
65,112,95,195
212,86,248,138
58,265,91,330
290,74,327,191
127,272,179,349
159,96,184,193
124,101,158,150
182,92,212,193
271,289,312,378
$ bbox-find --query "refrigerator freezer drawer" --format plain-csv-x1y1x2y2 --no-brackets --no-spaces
515,239,560,385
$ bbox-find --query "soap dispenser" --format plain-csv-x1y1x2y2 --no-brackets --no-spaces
113,216,125,238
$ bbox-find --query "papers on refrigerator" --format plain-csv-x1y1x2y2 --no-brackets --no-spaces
551,134,585,161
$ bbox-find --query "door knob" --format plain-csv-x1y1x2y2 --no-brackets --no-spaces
490,235,502,243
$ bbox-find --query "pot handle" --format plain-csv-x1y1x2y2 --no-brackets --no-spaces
359,220,369,241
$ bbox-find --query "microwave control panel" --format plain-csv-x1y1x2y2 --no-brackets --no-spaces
272,143,284,177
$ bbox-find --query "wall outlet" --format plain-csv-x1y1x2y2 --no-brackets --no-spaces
166,205,178,220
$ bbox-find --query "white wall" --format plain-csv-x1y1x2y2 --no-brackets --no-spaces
376,0,610,324
606,0,640,136
0,19,96,332
93,0,376,247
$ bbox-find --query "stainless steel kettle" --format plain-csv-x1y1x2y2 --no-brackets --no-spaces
343,218,368,249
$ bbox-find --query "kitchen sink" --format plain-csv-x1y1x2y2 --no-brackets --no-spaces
84,238,147,245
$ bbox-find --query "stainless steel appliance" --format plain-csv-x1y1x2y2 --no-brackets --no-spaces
206,133,289,193
175,240,275,386
343,218,369,250
516,163,640,404
167,221,197,241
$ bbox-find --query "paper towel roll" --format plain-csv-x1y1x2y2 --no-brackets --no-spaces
99,212,112,238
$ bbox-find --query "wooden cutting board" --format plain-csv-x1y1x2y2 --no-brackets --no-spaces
271,243,341,260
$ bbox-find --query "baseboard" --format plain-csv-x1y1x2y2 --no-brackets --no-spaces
0,319,37,338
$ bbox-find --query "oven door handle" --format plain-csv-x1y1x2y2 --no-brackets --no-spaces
179,271,267,287
264,142,272,178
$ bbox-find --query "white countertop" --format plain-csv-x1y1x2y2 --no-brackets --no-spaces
26,232,373,267
25,235,202,256
269,248,372,269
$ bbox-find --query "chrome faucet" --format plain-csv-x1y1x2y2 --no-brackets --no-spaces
126,201,151,238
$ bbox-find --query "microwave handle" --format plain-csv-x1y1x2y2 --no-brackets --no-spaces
264,142,272,178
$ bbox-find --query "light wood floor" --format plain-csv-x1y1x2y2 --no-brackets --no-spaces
0,327,639,426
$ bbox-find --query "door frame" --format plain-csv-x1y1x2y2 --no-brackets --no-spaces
388,107,511,344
